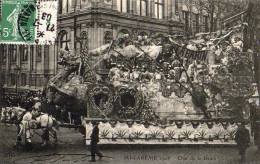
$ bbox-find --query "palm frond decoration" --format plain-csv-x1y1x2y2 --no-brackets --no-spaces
227,130,236,140
198,130,207,139
150,130,162,139
213,130,223,139
100,129,110,138
181,130,193,139
166,130,175,139
115,129,127,138
132,131,144,139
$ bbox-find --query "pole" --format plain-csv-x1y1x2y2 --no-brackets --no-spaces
244,0,260,106
73,0,78,53
15,71,18,95
14,65,20,96
0,45,3,107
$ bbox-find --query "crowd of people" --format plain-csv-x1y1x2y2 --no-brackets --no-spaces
0,90,82,125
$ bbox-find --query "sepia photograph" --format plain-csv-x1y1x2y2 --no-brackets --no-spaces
0,0,260,163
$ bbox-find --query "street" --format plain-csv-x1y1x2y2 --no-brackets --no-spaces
0,123,260,164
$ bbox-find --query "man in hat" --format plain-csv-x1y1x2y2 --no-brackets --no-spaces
254,121,260,152
235,122,250,162
89,121,103,162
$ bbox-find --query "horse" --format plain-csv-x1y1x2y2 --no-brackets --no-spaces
1,107,59,147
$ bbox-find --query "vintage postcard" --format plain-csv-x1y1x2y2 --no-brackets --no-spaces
0,0,260,164
0,0,57,45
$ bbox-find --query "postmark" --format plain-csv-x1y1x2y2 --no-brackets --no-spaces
0,0,57,45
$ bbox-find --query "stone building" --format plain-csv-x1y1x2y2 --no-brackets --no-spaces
0,0,184,96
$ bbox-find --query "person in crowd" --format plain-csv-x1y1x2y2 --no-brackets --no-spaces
31,97,42,119
234,122,250,162
89,121,103,162
254,121,260,152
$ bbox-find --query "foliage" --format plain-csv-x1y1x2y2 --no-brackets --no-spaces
100,129,110,138
198,130,207,139
227,130,236,140
213,130,223,139
181,130,193,139
132,131,144,139
150,130,162,139
166,130,175,139
115,129,127,138
209,51,254,118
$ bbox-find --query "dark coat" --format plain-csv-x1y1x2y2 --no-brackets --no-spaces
91,125,99,144
235,126,250,149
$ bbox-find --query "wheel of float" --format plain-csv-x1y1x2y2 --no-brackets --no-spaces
89,84,114,117
114,86,144,119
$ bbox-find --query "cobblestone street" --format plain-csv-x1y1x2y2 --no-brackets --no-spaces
1,123,260,164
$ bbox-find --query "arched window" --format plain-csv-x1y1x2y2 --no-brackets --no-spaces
59,31,70,50
104,31,113,44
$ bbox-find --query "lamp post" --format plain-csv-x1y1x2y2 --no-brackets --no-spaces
14,64,21,96
0,45,3,107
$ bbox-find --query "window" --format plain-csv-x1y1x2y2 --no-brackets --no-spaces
21,73,27,86
137,0,147,16
2,45,7,63
183,11,189,32
203,16,209,32
81,0,91,9
10,73,16,86
175,0,179,15
59,0,62,14
3,46,7,63
20,45,28,62
60,31,70,50
195,14,199,33
117,0,129,13
36,45,42,61
9,45,17,62
44,45,49,57
30,46,34,70
155,0,164,19
62,0,72,14
213,18,217,32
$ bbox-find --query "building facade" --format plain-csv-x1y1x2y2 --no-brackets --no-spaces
0,0,184,96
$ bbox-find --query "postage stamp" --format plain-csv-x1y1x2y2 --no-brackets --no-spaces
0,0,57,45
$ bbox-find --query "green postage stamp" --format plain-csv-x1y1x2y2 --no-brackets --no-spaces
0,0,57,45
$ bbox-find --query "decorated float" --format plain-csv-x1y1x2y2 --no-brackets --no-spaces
46,23,254,144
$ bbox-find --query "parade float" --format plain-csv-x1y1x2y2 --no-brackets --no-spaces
46,23,254,145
